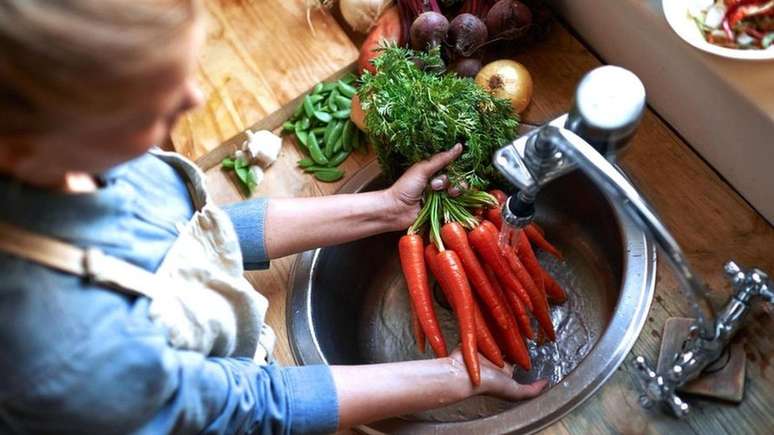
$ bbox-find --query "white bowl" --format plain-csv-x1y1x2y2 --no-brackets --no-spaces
662,0,774,61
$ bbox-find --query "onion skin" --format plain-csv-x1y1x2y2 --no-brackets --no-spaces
340,0,392,34
358,6,402,74
410,11,449,51
448,13,488,57
449,57,483,78
475,60,533,114
485,0,533,41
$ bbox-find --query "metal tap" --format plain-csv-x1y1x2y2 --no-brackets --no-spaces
491,65,773,417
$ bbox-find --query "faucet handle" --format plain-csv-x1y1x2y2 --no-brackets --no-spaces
633,355,691,417
565,66,646,158
724,261,774,304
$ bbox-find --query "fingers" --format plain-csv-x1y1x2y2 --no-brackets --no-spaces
499,378,548,401
447,181,468,198
418,143,463,178
431,174,449,191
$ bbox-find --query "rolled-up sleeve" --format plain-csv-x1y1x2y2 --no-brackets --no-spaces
223,198,271,270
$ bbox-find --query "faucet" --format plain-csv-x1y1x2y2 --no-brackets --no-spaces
492,65,773,417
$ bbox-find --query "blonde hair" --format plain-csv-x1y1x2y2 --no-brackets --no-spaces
0,0,201,135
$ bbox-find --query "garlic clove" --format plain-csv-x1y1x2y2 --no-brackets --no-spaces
243,129,283,168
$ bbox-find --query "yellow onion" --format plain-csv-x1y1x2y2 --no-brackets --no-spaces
340,0,393,34
475,60,533,114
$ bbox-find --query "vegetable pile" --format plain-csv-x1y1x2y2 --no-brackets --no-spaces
282,74,368,182
690,0,774,49
358,45,564,384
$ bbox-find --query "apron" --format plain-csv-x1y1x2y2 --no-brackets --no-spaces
0,150,275,363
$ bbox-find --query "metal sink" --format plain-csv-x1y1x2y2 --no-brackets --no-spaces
287,160,655,434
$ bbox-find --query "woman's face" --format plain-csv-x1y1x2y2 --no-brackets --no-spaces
18,22,205,178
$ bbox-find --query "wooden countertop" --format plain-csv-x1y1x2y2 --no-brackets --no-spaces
195,11,774,435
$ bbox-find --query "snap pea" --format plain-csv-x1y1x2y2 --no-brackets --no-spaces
328,150,350,167
321,82,338,92
334,95,352,108
332,132,344,154
313,169,344,182
311,83,324,95
325,121,345,156
282,121,295,133
341,121,353,152
294,122,309,149
311,126,327,136
323,121,337,149
298,116,310,131
337,80,356,98
303,95,315,118
307,133,328,165
309,94,324,104
327,88,340,112
340,73,357,84
313,111,332,123
291,102,304,120
332,109,351,119
297,158,315,168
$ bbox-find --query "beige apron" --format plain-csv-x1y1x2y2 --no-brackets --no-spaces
0,150,275,363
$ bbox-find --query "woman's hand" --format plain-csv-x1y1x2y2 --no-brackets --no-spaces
385,143,464,230
447,349,547,401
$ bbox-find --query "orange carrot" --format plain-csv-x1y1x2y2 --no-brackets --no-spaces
543,269,568,304
473,301,505,367
488,189,507,205
486,207,503,230
441,222,512,331
484,265,534,370
515,229,545,295
411,310,426,353
469,224,533,312
398,235,448,357
426,245,480,386
501,246,555,341
526,224,562,259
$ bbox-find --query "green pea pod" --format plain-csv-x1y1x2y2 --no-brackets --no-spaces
311,126,327,136
291,101,304,120
294,123,309,149
314,169,344,182
341,121,353,152
327,88,340,112
328,150,350,167
298,116,310,130
309,94,324,104
332,109,351,119
334,95,352,108
307,134,329,165
303,165,330,173
326,121,345,156
282,121,295,133
321,82,338,92
312,82,324,95
337,80,356,98
221,157,235,169
313,111,333,123
323,121,337,149
332,134,344,154
340,73,357,84
303,95,315,118
297,158,315,168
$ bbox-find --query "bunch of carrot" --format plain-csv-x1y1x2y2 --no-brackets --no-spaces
398,189,567,386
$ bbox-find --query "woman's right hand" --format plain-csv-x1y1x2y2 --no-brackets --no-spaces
447,349,547,401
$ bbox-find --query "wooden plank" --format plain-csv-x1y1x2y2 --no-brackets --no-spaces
171,0,358,161
202,19,774,435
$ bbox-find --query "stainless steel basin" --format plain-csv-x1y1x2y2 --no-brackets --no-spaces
287,160,655,434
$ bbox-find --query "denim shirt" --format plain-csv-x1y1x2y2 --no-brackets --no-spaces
0,153,338,434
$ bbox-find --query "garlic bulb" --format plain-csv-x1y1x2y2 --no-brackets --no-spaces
340,0,393,34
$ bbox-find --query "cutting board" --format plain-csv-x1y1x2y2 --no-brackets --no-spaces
171,0,359,161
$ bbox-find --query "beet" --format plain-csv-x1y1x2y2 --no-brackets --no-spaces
485,0,533,41
410,11,450,50
448,57,483,78
447,13,488,57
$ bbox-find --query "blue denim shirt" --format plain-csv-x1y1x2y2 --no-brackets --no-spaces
0,153,338,434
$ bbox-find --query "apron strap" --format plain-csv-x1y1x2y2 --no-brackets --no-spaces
0,222,158,300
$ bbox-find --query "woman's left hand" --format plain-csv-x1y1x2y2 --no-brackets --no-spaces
385,143,464,230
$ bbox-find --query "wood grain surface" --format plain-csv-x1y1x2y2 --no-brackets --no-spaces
201,18,774,435
170,0,358,161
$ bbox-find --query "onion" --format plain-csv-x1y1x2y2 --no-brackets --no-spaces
475,60,533,114
340,0,394,34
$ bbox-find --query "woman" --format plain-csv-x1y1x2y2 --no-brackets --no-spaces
0,1,545,433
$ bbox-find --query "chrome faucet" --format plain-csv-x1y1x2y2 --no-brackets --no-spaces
492,66,773,417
